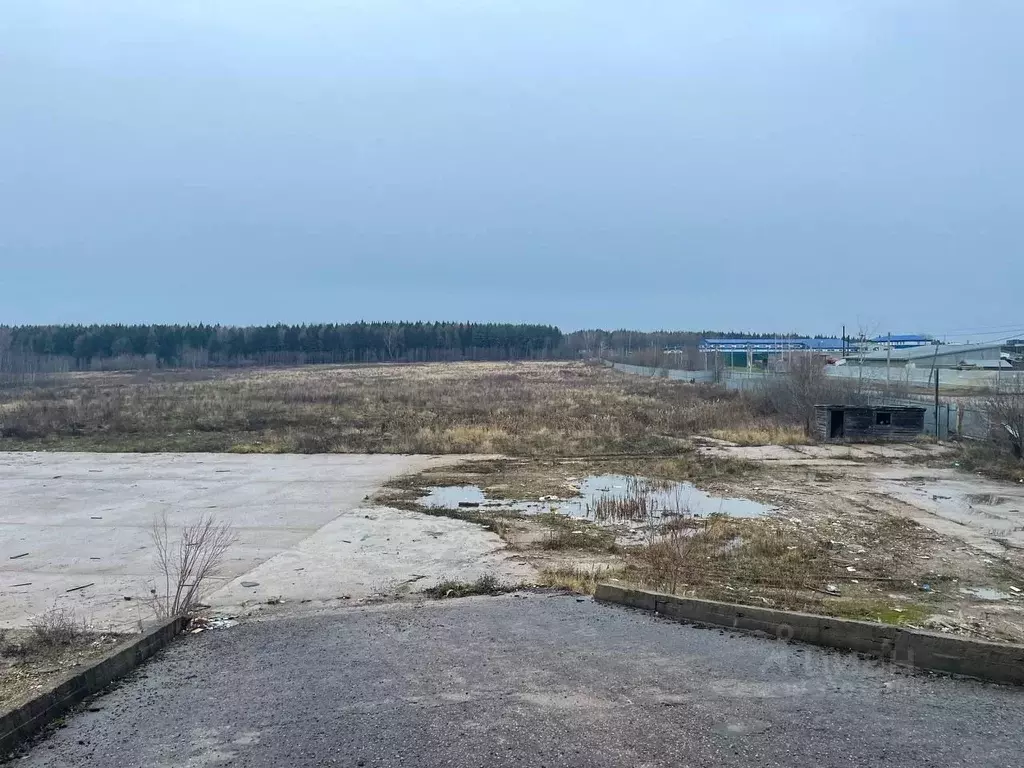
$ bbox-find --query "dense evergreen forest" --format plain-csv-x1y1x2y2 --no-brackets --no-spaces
0,323,564,374
0,322,804,377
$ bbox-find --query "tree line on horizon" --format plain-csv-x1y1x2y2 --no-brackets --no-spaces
0,322,564,373
0,322,830,377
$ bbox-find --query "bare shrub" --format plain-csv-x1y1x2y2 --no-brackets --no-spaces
150,513,235,618
750,357,866,433
983,382,1024,461
29,606,84,649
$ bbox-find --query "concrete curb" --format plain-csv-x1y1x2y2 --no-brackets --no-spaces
594,583,1024,686
0,616,186,755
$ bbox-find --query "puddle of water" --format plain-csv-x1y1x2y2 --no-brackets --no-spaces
419,485,487,509
960,586,1014,601
418,474,774,523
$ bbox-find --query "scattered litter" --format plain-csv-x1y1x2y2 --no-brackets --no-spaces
66,583,94,593
892,607,905,613
52,475,62,479
89,557,101,560
123,596,133,601
457,502,480,508
788,518,803,525
825,584,841,595
846,566,857,572
294,567,305,571
920,583,932,593
12,582,32,588
850,579,859,584
266,597,284,606
90,516,103,520
1011,586,1022,594
341,540,352,544
10,553,29,560
190,616,238,633
241,581,260,588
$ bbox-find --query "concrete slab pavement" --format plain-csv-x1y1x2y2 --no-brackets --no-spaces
0,453,529,628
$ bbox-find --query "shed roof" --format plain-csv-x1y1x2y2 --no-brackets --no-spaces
815,404,926,412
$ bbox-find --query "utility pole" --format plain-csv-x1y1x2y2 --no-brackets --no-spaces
934,366,940,438
842,324,846,357
885,332,892,401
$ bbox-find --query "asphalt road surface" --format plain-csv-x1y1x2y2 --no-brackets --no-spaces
17,595,1024,767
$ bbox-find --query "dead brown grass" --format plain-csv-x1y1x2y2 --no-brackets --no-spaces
0,609,125,707
0,361,771,455
708,425,807,446
634,516,829,598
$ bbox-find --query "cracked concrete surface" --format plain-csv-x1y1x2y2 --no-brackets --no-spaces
0,452,531,628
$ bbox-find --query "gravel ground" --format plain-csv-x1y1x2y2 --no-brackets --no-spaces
14,595,1024,767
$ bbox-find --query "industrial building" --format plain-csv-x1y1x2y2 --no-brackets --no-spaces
851,342,1014,370
699,338,845,367
868,334,933,349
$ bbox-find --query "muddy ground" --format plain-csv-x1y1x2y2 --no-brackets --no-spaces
381,442,1024,643
4,443,1023,655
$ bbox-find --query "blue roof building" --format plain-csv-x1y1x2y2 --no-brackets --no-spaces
869,334,933,349
699,338,846,353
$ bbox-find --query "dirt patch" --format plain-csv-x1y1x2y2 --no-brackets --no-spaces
384,449,1024,643
695,440,1024,642
0,623,126,708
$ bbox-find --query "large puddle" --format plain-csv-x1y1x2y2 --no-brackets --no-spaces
418,474,774,523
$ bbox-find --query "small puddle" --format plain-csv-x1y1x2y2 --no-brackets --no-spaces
419,474,774,523
419,485,488,509
960,586,1014,601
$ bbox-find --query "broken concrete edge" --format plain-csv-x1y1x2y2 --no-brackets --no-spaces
594,583,1024,686
0,615,187,756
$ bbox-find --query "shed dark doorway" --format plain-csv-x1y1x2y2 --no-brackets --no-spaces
829,409,845,439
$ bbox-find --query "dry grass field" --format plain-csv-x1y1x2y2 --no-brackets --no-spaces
0,361,780,455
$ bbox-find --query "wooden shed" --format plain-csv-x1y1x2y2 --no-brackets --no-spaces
814,404,926,442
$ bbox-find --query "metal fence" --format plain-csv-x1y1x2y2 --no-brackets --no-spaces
603,359,993,440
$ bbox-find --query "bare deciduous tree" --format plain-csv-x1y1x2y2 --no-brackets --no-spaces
753,355,867,433
984,382,1024,460
150,513,235,618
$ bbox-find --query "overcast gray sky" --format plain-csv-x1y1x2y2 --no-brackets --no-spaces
1,1,1021,338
